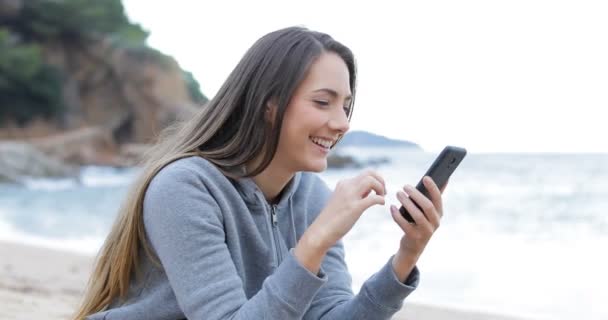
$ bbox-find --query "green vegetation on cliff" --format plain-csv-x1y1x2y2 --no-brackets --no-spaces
0,0,207,126
10,0,148,43
0,28,64,125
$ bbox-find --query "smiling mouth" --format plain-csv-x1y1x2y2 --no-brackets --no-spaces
309,136,334,149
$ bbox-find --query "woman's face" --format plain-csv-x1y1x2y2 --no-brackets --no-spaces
273,52,352,174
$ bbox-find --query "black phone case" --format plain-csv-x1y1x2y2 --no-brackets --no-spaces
399,146,467,223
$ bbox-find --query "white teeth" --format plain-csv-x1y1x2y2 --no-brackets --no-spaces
310,137,333,148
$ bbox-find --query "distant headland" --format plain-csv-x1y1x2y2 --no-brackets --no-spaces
338,131,421,149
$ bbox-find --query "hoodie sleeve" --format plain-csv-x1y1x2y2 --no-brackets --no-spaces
302,176,420,320
143,166,330,320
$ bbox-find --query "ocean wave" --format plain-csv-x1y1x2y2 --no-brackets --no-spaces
20,165,139,191
0,216,102,255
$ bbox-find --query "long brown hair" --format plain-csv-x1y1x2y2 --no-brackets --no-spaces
73,26,356,319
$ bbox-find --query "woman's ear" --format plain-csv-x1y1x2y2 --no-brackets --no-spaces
265,99,278,125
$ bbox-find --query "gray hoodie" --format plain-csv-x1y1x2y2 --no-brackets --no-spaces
87,156,419,320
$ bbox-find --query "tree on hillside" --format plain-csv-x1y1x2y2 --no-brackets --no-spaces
0,0,207,126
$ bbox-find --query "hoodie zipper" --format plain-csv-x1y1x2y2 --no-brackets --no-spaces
270,204,283,264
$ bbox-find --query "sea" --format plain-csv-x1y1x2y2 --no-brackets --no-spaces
1,147,607,320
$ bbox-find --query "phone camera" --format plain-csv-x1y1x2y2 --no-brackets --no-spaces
450,158,457,164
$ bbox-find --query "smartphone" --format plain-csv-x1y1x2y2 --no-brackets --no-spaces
399,146,467,223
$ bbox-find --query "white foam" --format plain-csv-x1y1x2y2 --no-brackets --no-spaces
19,165,139,191
22,177,78,190
79,166,139,187
0,214,102,255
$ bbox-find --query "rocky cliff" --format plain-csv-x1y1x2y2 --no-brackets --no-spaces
1,0,206,181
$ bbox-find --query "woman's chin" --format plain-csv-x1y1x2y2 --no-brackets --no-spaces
293,157,327,173
306,158,328,172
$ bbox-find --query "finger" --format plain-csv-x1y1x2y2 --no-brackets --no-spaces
367,170,386,195
403,186,440,229
359,169,386,195
390,204,417,234
359,176,386,198
422,176,444,217
397,191,433,232
403,185,434,214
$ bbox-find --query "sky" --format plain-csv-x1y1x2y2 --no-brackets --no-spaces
123,0,607,153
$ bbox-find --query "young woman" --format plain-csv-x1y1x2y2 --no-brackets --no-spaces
74,26,446,320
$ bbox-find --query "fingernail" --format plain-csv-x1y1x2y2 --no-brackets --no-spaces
390,205,397,211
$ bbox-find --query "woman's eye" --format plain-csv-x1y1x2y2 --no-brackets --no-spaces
314,100,329,106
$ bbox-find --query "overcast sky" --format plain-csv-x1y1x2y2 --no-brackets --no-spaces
123,0,607,153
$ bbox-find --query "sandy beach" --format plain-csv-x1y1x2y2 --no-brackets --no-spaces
0,240,526,320
0,241,93,320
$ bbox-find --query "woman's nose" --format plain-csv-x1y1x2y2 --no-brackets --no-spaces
328,109,350,133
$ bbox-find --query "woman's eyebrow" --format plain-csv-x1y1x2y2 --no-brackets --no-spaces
312,88,352,100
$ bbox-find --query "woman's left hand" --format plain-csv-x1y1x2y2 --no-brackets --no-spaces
389,176,448,282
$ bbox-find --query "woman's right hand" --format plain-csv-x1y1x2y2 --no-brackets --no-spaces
294,170,386,273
